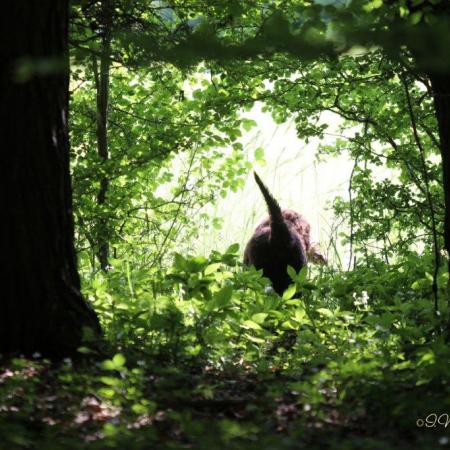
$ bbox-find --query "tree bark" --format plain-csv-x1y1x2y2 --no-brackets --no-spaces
0,1,101,358
429,74,450,276
93,0,113,271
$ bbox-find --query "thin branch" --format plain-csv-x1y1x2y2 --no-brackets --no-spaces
401,73,440,312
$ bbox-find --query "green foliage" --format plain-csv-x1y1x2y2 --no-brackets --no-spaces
1,248,449,449
70,61,251,270
201,47,443,262
4,2,450,449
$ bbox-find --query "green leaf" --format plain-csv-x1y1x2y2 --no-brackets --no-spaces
409,11,423,25
281,320,298,330
418,351,435,366
212,285,233,309
298,266,308,283
100,376,120,386
287,265,298,282
283,284,297,300
186,255,208,273
205,263,222,275
112,353,126,368
398,5,410,17
254,147,265,161
245,334,266,344
98,387,115,399
132,403,148,414
242,320,263,330
316,308,333,318
293,308,306,323
365,0,383,10
242,118,257,132
173,253,187,271
101,360,116,371
251,313,268,324
225,243,240,254
392,361,412,371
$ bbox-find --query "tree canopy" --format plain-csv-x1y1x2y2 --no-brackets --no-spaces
1,1,450,449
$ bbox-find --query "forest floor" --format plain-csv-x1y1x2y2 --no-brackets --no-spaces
2,254,450,449
0,350,447,450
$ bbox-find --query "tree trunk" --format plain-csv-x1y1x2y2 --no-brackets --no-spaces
93,0,113,271
0,1,101,358
429,74,450,276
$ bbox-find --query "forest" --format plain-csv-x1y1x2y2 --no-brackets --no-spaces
1,0,450,449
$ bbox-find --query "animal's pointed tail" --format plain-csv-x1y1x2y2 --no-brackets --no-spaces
253,172,290,244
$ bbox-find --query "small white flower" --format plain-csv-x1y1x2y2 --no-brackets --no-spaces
353,291,369,308
264,286,275,294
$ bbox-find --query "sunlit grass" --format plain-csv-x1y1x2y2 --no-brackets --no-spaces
196,104,355,267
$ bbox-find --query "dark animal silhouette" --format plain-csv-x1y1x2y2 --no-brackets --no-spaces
243,172,308,295
254,208,327,265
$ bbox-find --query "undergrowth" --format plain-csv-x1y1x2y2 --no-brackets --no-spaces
1,246,449,449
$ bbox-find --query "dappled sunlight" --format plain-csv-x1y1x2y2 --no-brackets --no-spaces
3,0,450,449
198,104,355,265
